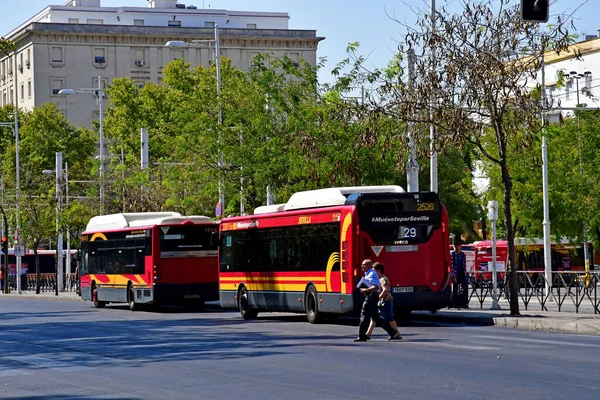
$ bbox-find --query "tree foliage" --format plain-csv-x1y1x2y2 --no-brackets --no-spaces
352,0,577,315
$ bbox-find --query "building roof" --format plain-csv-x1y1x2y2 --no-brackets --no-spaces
4,0,291,39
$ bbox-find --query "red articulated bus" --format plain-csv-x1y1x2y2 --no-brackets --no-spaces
219,186,451,323
80,212,219,310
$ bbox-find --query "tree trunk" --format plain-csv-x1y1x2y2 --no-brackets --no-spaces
35,245,41,294
501,162,520,316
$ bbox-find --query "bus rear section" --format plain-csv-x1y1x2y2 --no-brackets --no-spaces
354,191,451,313
153,223,219,306
80,212,218,310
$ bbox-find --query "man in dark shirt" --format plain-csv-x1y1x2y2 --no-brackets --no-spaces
451,239,469,309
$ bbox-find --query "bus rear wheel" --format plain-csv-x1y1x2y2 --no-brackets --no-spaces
128,286,139,312
238,286,257,320
305,285,321,324
92,284,105,309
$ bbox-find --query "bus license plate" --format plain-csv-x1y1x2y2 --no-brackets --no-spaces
393,287,414,293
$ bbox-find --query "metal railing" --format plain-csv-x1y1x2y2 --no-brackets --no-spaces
468,271,600,314
4,273,78,293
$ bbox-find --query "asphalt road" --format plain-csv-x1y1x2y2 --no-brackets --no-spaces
0,299,598,400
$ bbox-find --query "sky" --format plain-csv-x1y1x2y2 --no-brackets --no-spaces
1,0,598,83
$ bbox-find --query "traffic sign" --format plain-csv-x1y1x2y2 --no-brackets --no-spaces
215,201,222,218
14,244,25,257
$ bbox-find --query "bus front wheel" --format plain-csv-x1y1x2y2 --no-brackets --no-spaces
92,283,106,309
305,285,321,324
238,286,257,320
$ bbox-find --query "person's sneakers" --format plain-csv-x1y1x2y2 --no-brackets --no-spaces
388,333,403,341
353,337,368,342
366,335,371,341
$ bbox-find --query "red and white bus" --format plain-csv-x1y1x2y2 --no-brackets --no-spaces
80,212,219,310
219,186,451,322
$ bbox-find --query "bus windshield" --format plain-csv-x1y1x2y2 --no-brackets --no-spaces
357,192,441,244
159,225,218,258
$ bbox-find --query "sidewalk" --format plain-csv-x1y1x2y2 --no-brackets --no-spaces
412,297,600,335
0,290,82,301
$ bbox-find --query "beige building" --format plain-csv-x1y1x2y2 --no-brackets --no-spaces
0,0,323,127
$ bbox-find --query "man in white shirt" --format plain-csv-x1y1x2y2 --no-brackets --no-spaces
354,259,403,342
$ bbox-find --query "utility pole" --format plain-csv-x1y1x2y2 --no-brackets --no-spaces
56,152,64,294
406,49,419,192
540,46,552,295
430,0,438,193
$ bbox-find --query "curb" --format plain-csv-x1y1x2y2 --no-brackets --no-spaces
0,292,82,302
411,310,600,335
493,316,600,335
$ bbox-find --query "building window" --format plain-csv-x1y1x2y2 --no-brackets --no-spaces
168,20,181,27
27,79,32,99
19,53,23,72
249,52,261,69
68,18,79,24
86,19,104,25
134,19,144,26
51,47,63,63
288,52,300,67
566,80,572,101
26,49,31,69
93,48,106,65
133,48,146,66
93,77,109,95
205,21,215,28
20,83,24,102
2,90,6,105
51,78,65,96
246,23,257,29
9,86,13,103
134,80,148,90
171,49,185,61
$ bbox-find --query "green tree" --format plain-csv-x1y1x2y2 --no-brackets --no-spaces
1,103,96,292
371,0,575,315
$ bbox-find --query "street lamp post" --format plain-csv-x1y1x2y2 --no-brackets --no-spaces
0,112,22,294
541,48,553,294
58,77,105,215
166,25,225,212
43,152,65,293
570,70,592,272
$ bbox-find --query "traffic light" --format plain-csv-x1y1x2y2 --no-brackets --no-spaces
520,0,549,23
1,236,7,255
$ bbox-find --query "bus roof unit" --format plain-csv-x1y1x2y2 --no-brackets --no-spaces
253,204,286,215
85,212,212,231
283,185,405,211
